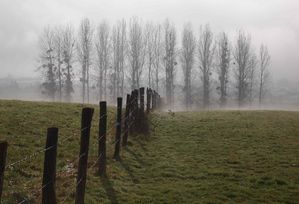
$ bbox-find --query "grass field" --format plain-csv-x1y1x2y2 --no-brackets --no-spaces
0,100,299,203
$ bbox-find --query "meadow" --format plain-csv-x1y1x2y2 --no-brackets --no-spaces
0,100,298,203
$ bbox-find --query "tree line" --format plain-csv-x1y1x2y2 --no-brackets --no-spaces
38,17,271,109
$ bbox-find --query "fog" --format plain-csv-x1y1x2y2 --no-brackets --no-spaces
0,0,298,110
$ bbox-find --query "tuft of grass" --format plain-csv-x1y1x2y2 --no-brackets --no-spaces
0,100,299,203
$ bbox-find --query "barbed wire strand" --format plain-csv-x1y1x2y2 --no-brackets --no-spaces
6,118,96,171
60,177,83,204
60,153,104,203
17,180,52,204
5,145,56,170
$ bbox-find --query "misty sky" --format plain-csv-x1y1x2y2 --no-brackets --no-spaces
0,0,298,82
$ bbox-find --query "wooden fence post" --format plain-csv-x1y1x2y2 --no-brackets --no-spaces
98,102,107,177
42,127,58,204
157,94,160,109
140,87,145,115
122,94,131,147
130,90,135,133
157,93,160,109
75,108,94,204
150,89,152,111
133,89,139,129
146,88,151,113
152,91,156,110
113,97,122,161
159,94,161,109
139,87,145,122
0,141,8,203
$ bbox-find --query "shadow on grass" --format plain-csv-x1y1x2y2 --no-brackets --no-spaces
125,147,145,166
100,176,119,204
134,137,148,152
119,159,139,184
134,114,150,137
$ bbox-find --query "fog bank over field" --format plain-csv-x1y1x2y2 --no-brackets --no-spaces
1,75,299,111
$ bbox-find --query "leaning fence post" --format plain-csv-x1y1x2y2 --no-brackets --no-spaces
113,97,122,161
42,127,58,204
122,94,131,147
98,101,107,176
75,108,94,204
0,141,8,202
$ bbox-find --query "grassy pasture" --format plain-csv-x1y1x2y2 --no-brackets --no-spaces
0,100,298,203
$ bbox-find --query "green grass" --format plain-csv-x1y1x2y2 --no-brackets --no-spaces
0,100,299,203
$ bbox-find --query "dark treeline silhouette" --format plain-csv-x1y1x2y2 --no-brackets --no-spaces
37,17,271,109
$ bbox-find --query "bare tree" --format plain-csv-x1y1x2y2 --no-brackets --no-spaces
216,32,230,107
53,26,64,102
95,21,110,101
164,19,177,107
198,24,215,109
233,31,255,107
145,22,155,88
111,19,126,100
180,23,196,109
258,44,271,105
62,24,75,102
128,17,146,90
248,54,258,104
153,24,162,93
38,26,56,101
77,18,93,103
119,20,126,98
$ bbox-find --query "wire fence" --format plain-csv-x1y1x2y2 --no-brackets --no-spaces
0,87,161,203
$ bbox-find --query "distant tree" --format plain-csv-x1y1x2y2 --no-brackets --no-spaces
198,24,215,109
111,19,126,99
233,31,255,107
258,44,271,105
38,26,56,101
152,24,163,93
53,26,64,102
128,17,146,90
145,22,155,89
163,19,177,108
216,32,230,107
248,54,258,104
118,20,126,98
77,18,93,103
180,23,196,110
62,24,75,102
95,21,110,101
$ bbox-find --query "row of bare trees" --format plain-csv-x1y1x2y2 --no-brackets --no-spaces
38,18,271,108
179,25,271,109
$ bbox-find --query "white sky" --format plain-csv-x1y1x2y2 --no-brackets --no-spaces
0,0,298,82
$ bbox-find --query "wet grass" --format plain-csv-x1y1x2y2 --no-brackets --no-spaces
0,100,298,203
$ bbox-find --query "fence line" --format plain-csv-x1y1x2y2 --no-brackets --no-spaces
0,87,161,203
